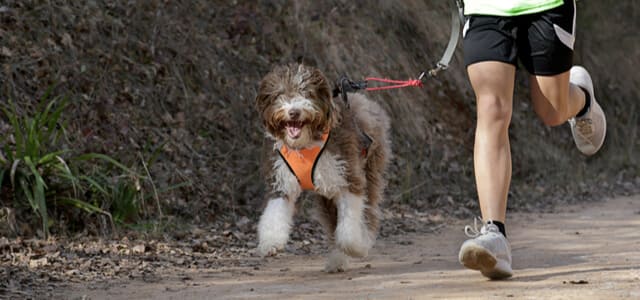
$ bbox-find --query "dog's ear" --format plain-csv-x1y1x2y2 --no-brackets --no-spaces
255,69,283,135
308,67,341,131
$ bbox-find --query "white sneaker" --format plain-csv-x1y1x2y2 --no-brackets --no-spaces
568,65,606,156
458,218,513,279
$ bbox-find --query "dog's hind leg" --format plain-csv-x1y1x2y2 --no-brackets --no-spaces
335,191,372,258
363,148,387,246
257,197,296,257
314,195,338,244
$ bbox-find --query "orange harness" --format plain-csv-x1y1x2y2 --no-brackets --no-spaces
278,132,330,191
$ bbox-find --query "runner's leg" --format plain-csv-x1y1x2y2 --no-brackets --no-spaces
530,71,585,126
467,61,516,223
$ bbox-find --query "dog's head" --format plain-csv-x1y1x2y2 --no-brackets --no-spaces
256,64,339,149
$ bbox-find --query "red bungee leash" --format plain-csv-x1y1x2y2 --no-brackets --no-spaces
335,0,463,96
332,74,426,107
364,77,424,91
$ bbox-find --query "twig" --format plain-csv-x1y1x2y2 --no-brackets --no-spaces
0,287,30,296
139,152,163,218
171,63,190,100
429,223,446,233
391,179,431,201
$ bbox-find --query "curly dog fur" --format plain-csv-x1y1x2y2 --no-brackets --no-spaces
255,63,391,272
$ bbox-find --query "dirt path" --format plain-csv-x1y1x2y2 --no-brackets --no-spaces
66,195,640,299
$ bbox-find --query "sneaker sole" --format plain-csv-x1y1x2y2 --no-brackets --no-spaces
590,100,607,155
570,66,607,156
459,244,513,280
482,260,513,280
459,243,497,271
571,100,607,156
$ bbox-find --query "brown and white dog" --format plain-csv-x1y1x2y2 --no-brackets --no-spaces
255,64,391,272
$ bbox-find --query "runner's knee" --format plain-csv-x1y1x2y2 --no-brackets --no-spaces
476,95,513,129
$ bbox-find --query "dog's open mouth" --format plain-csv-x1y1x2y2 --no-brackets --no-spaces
284,121,305,139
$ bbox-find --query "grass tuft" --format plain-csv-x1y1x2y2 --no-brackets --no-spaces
0,92,161,237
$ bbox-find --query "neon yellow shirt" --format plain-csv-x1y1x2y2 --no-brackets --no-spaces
464,0,564,16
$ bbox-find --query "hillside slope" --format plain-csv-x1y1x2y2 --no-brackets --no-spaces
0,0,638,227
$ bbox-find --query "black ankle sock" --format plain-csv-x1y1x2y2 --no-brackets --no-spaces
490,221,507,238
576,86,591,117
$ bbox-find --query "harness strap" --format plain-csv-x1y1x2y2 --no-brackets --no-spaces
278,132,330,191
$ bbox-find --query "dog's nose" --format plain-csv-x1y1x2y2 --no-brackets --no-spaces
288,109,301,120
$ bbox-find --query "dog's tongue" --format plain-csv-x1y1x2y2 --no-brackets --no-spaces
286,124,302,139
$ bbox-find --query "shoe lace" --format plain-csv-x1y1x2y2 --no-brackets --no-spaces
575,118,594,138
464,217,501,238
464,217,484,238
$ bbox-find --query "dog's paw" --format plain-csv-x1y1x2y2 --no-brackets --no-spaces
256,243,282,257
324,250,349,273
335,225,373,258
336,240,370,258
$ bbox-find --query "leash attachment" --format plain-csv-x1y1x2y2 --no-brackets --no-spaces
332,75,368,107
330,75,373,159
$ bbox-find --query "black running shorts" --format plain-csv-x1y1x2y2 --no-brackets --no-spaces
463,0,576,75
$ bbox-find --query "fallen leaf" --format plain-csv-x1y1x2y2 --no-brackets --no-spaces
61,33,73,48
29,257,48,268
0,47,12,57
132,244,146,254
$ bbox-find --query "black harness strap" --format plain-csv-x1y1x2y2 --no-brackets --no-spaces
332,75,368,108
331,75,373,158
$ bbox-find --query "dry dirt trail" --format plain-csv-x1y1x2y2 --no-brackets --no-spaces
67,195,640,299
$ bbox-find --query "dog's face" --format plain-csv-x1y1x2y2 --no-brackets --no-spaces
256,64,339,149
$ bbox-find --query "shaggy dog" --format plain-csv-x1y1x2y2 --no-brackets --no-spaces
254,63,391,272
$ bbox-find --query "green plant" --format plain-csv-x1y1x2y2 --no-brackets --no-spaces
0,92,144,237
2,94,71,236
81,173,140,224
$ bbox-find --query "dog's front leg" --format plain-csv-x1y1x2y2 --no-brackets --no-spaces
335,191,373,258
257,197,296,257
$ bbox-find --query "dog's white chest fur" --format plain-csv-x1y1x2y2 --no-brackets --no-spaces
311,151,348,197
273,150,348,199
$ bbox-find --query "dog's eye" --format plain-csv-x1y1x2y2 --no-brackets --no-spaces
275,94,288,104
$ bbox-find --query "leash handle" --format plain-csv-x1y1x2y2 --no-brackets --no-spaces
420,0,464,81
